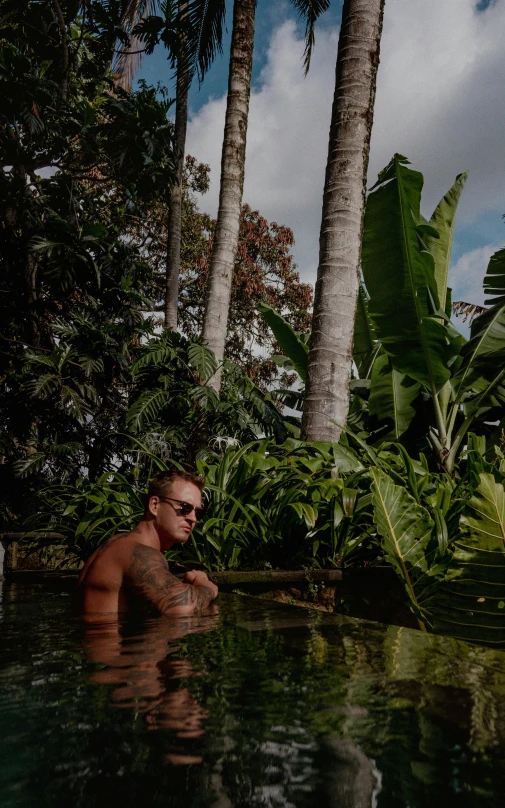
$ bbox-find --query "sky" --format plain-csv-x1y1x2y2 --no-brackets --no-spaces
138,0,505,322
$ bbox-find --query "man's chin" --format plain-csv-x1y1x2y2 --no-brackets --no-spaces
162,533,190,550
176,532,191,543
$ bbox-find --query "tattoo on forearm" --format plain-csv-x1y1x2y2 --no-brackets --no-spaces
127,545,216,615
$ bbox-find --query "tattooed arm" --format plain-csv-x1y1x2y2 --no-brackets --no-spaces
125,545,218,616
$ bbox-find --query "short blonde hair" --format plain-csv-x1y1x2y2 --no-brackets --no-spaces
147,470,205,500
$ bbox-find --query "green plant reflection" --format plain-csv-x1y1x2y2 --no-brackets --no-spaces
2,588,505,806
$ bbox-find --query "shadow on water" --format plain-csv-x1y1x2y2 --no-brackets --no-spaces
2,586,505,806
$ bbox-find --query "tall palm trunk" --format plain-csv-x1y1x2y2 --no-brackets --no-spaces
52,0,69,98
202,0,256,392
301,0,385,442
164,0,189,331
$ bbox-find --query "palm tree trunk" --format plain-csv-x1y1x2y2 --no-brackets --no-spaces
202,0,256,392
301,0,385,442
164,0,189,331
52,0,69,99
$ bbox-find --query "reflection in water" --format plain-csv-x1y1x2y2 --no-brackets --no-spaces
79,604,384,805
82,608,219,765
318,738,381,808
3,589,505,806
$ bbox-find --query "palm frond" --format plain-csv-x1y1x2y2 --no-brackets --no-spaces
51,441,83,455
186,0,226,84
114,0,160,88
25,373,61,398
131,345,177,374
290,0,330,73
272,388,304,412
188,341,217,381
189,383,220,408
60,386,94,420
12,452,47,478
126,388,170,432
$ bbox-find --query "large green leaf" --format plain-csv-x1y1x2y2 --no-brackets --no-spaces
460,306,505,376
362,154,451,392
260,293,379,384
126,388,170,433
188,341,218,382
353,284,378,378
370,468,445,627
257,302,308,382
454,248,505,400
423,171,468,312
431,473,505,646
368,351,421,440
483,246,505,306
131,345,176,374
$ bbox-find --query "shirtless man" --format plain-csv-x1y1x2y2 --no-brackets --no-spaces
75,470,218,617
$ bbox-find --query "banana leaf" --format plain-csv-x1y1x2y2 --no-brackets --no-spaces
454,248,505,400
430,473,505,646
460,307,505,378
484,247,505,306
368,352,421,440
422,171,468,312
257,302,308,382
370,468,446,629
353,284,378,378
362,154,452,392
260,293,379,384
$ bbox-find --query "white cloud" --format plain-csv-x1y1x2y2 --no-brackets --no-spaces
447,241,501,336
186,0,505,287
186,19,337,285
449,242,500,307
371,0,505,223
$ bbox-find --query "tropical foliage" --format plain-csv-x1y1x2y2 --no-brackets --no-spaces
27,436,367,568
0,0,174,524
255,155,505,643
129,158,313,387
0,1,310,528
4,0,505,650
259,155,505,476
368,434,505,646
362,155,505,474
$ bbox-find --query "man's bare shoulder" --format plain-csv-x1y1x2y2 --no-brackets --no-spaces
92,527,145,560
77,527,147,585
125,543,170,583
106,526,145,548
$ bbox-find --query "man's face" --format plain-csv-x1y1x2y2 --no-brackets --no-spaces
150,480,203,549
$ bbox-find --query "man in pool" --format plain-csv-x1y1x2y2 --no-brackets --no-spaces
75,470,218,617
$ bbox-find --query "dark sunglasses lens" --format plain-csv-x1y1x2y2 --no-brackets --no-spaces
176,501,204,518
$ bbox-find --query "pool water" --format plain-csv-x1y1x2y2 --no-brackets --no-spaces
2,583,505,807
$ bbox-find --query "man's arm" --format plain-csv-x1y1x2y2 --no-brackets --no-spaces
125,545,218,616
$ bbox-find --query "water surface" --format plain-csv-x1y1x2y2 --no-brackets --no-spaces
1,583,505,807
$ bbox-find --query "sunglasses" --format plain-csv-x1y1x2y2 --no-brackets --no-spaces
158,496,205,519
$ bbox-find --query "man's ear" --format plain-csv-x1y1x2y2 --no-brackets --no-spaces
147,495,159,518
